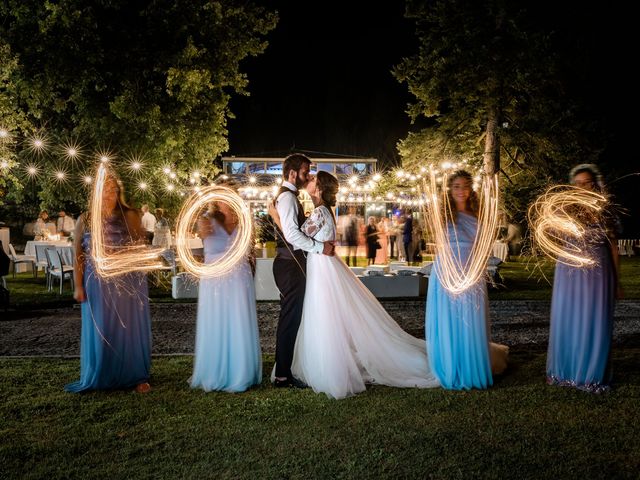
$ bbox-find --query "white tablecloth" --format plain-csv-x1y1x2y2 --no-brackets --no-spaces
492,241,509,262
173,237,204,249
25,240,75,266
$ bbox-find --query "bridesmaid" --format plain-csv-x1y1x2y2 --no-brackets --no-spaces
546,164,621,393
425,170,508,390
65,171,152,393
190,189,262,392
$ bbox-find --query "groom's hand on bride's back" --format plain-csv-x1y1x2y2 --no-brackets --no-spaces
322,241,335,256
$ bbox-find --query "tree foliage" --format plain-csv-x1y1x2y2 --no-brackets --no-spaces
0,0,277,218
394,0,611,224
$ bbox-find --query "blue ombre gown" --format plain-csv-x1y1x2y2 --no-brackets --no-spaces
547,226,615,393
65,215,151,392
426,212,493,390
190,218,262,392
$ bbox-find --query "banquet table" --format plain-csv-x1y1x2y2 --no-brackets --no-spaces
25,240,75,266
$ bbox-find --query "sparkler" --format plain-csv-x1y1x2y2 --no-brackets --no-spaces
174,185,253,278
528,186,607,267
421,170,500,295
90,165,165,278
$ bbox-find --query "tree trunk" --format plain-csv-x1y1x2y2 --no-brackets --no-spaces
483,108,500,175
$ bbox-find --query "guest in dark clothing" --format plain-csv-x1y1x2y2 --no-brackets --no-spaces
365,216,379,266
403,210,414,264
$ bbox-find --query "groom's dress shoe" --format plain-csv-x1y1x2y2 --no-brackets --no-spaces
274,378,292,388
290,378,309,389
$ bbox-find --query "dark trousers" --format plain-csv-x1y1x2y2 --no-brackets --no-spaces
273,252,307,379
404,241,413,263
389,235,396,258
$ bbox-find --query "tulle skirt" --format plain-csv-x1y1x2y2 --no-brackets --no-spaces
191,262,262,392
292,254,439,399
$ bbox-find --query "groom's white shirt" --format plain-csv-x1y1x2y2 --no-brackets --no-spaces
276,181,324,253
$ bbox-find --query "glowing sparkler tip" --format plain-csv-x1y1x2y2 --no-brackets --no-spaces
0,128,9,138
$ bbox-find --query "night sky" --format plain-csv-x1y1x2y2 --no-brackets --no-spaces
227,1,639,234
227,0,415,166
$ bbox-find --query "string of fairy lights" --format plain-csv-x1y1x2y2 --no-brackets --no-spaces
1,127,485,210
0,127,216,197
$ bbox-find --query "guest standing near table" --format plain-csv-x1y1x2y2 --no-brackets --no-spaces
403,210,414,264
375,217,389,264
365,216,379,266
65,170,152,394
546,164,621,393
34,211,50,240
141,204,156,244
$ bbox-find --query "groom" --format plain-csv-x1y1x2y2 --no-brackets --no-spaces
272,153,334,387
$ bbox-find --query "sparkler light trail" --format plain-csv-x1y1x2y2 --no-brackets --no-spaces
175,185,253,278
90,165,165,278
528,185,608,267
421,170,500,295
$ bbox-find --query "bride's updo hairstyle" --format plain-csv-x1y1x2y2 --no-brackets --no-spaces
316,171,339,208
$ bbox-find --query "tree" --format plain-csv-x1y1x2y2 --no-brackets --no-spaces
0,0,277,216
394,0,612,223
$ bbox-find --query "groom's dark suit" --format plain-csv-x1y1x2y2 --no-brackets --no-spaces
273,185,308,380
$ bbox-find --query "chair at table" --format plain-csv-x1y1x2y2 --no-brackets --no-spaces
34,243,54,280
8,243,36,278
45,248,74,294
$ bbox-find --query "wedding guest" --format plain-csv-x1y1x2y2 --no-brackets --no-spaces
65,169,152,393
403,210,414,264
190,185,262,392
343,206,359,266
365,216,379,266
389,216,398,259
56,210,75,237
425,170,508,390
141,204,156,244
504,220,524,256
152,208,172,249
396,216,407,261
546,164,621,393
375,217,389,264
34,210,50,239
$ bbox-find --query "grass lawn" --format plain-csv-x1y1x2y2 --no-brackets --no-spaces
1,350,639,479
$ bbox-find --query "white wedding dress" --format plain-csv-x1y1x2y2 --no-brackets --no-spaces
291,206,440,399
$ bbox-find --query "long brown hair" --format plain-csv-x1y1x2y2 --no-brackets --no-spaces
443,170,479,223
316,171,339,208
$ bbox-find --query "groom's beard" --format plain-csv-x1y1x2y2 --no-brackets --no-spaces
295,176,308,190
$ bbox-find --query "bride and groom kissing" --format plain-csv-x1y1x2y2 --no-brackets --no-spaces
270,153,439,399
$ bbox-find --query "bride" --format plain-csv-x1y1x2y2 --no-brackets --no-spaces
271,171,439,399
